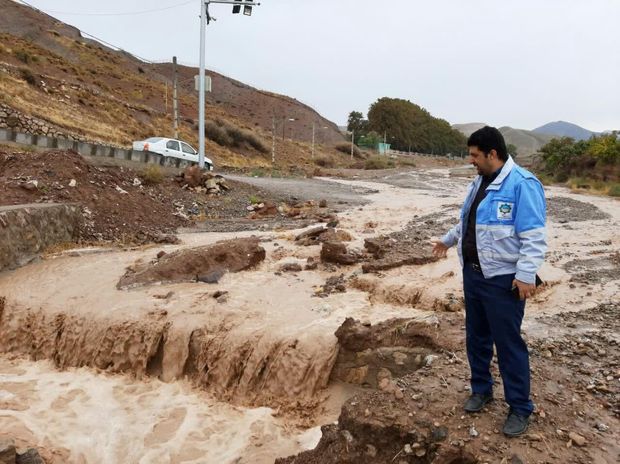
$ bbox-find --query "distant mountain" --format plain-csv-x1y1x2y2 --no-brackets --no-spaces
452,123,554,157
451,123,486,138
532,121,597,141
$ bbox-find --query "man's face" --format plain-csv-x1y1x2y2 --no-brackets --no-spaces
468,146,495,176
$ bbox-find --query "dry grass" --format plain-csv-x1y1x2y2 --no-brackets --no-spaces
142,165,164,185
205,118,268,153
364,156,395,170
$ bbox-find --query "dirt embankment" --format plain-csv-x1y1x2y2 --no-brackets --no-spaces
0,149,337,244
279,306,620,464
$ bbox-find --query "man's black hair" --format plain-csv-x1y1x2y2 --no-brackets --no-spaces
467,126,508,161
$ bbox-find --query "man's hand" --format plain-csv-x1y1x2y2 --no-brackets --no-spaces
432,240,449,258
512,279,536,301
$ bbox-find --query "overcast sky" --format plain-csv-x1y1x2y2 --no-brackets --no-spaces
22,0,620,131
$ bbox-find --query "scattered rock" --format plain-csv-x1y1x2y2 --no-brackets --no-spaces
365,444,377,457
0,438,16,464
320,241,360,265
197,269,226,284
153,291,174,300
568,431,587,447
280,262,303,273
15,448,44,464
68,178,77,187
304,257,318,270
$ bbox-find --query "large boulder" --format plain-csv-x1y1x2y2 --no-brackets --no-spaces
320,241,360,265
117,237,266,288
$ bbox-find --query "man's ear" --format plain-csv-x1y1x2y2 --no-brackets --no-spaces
489,149,498,160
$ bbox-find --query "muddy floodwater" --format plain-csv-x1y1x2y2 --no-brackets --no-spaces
1,168,619,463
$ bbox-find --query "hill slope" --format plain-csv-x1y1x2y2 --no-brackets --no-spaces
0,0,344,170
453,123,554,157
533,121,596,141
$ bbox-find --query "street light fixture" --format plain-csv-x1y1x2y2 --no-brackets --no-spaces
198,0,261,169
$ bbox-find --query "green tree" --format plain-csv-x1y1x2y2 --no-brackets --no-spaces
347,111,368,140
366,97,466,155
589,133,620,164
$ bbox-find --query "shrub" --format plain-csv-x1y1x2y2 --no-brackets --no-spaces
205,121,233,147
142,164,164,185
245,132,268,153
608,184,620,197
314,156,334,168
205,119,267,153
19,68,37,86
335,143,361,158
14,49,36,64
364,156,394,170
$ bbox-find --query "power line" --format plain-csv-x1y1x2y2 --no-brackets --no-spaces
21,0,196,17
14,0,158,64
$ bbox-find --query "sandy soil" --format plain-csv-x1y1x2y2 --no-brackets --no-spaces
0,167,619,463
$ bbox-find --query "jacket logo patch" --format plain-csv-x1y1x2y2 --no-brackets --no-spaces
497,202,514,220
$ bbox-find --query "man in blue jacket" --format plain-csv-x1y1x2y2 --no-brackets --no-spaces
433,126,546,437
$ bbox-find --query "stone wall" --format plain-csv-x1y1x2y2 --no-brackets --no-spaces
0,203,82,272
0,103,76,140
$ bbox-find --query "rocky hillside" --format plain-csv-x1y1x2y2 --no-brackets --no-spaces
0,0,345,170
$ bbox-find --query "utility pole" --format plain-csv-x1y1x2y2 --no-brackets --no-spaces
164,82,168,114
350,130,355,161
173,56,179,139
272,116,276,164
311,122,315,159
198,0,260,169
383,131,387,155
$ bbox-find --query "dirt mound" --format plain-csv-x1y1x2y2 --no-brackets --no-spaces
279,309,620,464
0,149,191,242
0,149,293,243
117,237,266,288
360,211,455,273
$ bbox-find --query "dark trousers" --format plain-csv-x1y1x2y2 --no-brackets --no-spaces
463,263,534,417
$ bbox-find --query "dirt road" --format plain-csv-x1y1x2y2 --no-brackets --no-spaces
0,167,618,463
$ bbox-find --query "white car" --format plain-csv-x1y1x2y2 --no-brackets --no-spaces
132,137,214,170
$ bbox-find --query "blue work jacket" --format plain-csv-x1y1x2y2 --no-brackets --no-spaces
441,156,547,284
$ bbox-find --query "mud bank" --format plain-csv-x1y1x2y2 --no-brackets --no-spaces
0,203,80,272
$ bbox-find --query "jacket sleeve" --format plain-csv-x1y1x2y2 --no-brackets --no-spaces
514,178,547,284
441,221,461,248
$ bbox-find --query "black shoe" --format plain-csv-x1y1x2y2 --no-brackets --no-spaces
503,410,529,437
463,393,493,413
